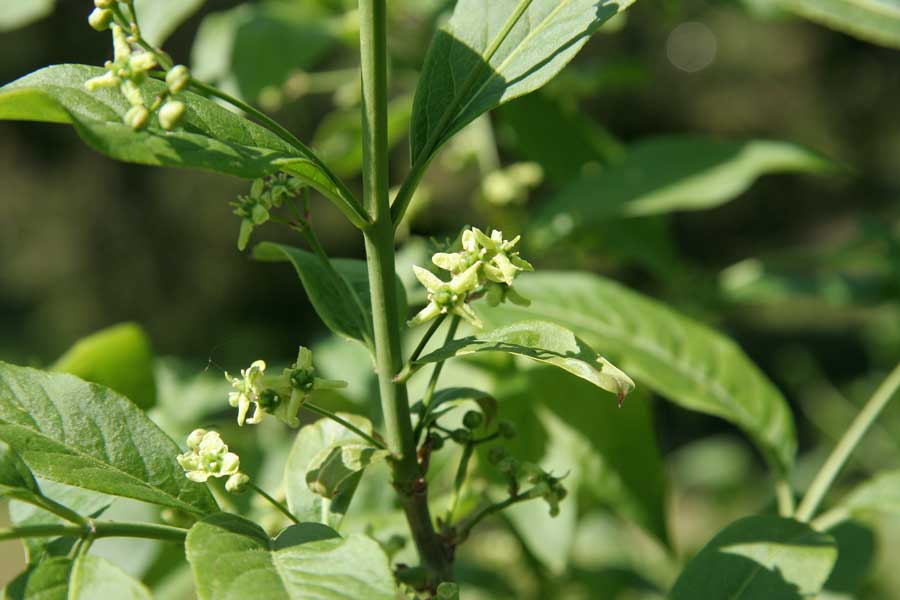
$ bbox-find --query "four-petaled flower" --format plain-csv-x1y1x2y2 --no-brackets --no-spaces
177,429,248,493
226,360,266,426
409,263,483,329
470,228,534,287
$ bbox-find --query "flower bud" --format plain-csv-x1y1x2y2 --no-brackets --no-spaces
436,582,460,600
124,105,150,131
497,456,519,475
498,420,517,439
166,65,191,94
186,428,207,451
487,446,507,465
88,8,113,31
158,100,185,130
225,472,250,494
450,428,472,444
94,0,115,8
427,432,444,451
462,410,484,430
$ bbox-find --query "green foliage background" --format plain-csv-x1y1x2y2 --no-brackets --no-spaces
1,0,899,597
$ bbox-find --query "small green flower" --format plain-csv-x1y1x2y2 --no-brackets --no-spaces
409,263,482,329
177,430,244,486
226,360,267,426
471,228,534,286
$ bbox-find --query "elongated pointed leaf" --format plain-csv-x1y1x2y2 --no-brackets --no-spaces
0,65,361,222
531,137,833,247
417,320,635,401
0,440,40,499
0,0,54,32
186,513,398,600
254,243,408,350
778,0,900,50
0,361,218,515
53,322,157,411
671,516,837,599
411,0,636,164
285,415,379,528
480,272,797,471
833,469,900,519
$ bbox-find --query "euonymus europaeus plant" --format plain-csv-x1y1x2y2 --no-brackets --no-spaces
1,1,899,599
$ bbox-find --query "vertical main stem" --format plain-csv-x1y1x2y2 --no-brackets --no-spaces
358,0,451,583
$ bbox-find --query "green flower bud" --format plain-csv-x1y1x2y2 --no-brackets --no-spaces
462,410,484,430
94,0,115,8
250,202,269,225
158,100,185,131
124,105,150,131
497,456,519,475
225,472,250,494
498,420,517,439
237,219,253,251
88,8,113,31
450,428,472,444
257,389,281,411
427,432,444,451
436,582,460,600
186,428,207,451
166,65,191,94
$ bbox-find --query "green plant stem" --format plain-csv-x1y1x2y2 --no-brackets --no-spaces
774,476,795,517
304,402,388,450
0,521,187,543
408,315,448,365
251,484,300,524
456,493,528,543
796,361,900,522
390,0,535,226
31,494,89,526
422,316,461,409
810,506,850,532
359,0,451,583
446,443,475,524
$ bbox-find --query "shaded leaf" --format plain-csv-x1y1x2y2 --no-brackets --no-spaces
0,361,218,515
53,322,157,411
0,440,40,499
824,520,875,594
191,3,336,102
306,444,388,499
417,320,634,401
778,0,900,50
670,516,837,599
411,0,635,164
531,137,833,247
0,0,54,32
186,513,398,600
134,0,206,46
480,272,797,471
2,557,70,600
285,414,378,528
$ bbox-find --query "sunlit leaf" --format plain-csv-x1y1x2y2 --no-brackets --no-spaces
411,0,636,164
480,272,797,472
778,0,900,50
186,513,398,599
0,0,54,32
0,362,218,515
670,516,837,599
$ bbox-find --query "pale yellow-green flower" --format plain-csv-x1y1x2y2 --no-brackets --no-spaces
177,430,246,494
409,263,482,329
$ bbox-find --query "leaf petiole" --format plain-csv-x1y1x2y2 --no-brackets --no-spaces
250,484,300,525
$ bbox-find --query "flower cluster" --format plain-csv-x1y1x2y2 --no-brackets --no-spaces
225,347,346,428
176,430,249,494
231,174,305,251
410,227,533,329
84,1,190,131
490,448,568,517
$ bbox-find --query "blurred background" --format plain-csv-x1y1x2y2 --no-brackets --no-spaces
1,0,899,598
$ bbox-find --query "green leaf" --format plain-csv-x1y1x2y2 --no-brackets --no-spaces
285,414,379,528
254,242,408,350
0,64,294,179
191,3,336,102
305,444,389,500
69,555,152,600
531,137,834,247
824,520,875,594
0,0,54,32
670,516,837,599
2,556,151,600
410,0,636,164
9,481,112,563
480,272,797,472
186,513,398,600
834,469,900,518
417,320,635,401
0,361,218,515
53,322,157,411
778,0,900,50
133,0,205,46
3,557,70,600
0,440,40,499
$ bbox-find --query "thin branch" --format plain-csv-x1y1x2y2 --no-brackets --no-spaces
0,521,187,543
251,484,300,524
304,402,388,450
